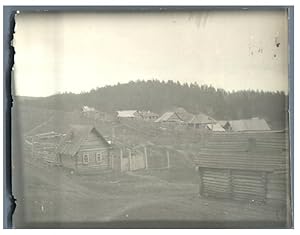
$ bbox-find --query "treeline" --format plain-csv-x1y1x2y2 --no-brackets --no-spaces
19,80,288,128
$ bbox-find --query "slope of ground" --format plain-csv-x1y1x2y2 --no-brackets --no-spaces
12,157,288,228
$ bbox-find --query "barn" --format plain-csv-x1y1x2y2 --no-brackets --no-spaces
224,117,271,131
57,125,113,174
193,130,290,204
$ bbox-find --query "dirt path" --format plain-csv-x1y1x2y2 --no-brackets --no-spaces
16,159,288,226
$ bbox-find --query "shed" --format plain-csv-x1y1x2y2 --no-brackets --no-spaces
57,125,113,174
227,118,271,131
193,130,290,203
117,110,142,119
27,131,65,164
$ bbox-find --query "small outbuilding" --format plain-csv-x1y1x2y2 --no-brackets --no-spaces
225,117,271,131
117,110,142,120
193,130,290,203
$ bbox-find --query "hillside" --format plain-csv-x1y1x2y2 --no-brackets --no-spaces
15,80,288,129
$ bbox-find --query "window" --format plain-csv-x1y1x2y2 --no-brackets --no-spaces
83,153,89,164
96,152,104,163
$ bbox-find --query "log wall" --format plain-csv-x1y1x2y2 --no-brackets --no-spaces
196,130,290,203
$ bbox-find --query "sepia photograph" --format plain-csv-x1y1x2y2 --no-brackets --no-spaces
8,7,292,228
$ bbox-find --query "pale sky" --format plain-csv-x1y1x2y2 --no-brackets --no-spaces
13,10,289,97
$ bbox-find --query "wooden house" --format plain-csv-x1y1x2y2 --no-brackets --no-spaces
173,107,194,123
81,106,109,121
57,125,113,174
139,110,159,121
187,113,225,131
192,130,290,204
155,112,183,123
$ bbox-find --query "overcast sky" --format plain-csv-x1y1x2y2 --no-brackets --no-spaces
13,10,289,97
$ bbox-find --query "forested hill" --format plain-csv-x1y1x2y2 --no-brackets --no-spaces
17,80,288,127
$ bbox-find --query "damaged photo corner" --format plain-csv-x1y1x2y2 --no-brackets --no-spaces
4,6,293,228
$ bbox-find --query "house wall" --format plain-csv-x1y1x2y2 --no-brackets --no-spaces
198,167,288,203
60,129,112,174
267,170,289,202
196,131,290,203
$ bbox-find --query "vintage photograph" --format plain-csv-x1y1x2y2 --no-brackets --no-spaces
11,8,292,228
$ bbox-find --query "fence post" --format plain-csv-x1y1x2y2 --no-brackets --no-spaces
144,146,148,169
262,171,268,203
128,149,132,171
198,167,204,196
120,149,123,172
112,127,115,144
166,150,170,169
110,152,114,170
31,137,34,158
229,169,233,199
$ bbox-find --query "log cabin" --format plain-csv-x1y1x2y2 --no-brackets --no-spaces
57,125,113,174
193,130,290,204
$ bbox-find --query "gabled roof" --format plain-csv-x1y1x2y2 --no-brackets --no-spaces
218,120,229,127
188,113,216,124
228,118,271,131
206,123,226,132
173,107,194,122
155,112,183,123
57,125,110,156
117,110,139,118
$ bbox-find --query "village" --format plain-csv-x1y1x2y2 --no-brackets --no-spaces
12,103,290,227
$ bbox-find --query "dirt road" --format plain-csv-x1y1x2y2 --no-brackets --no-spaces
12,159,288,228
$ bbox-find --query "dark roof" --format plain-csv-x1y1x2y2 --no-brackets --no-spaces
57,125,110,156
192,130,289,172
188,113,216,124
174,107,194,122
155,112,183,122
